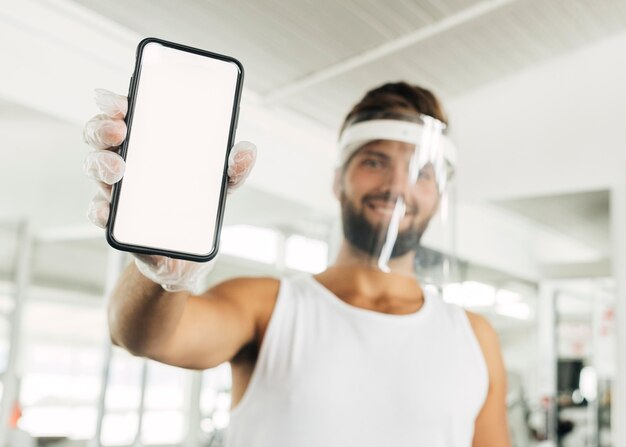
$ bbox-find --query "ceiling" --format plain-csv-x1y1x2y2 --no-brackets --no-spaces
70,0,626,128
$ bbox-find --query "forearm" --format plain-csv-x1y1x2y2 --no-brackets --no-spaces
107,261,189,356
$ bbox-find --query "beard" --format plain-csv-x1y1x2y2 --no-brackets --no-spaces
340,192,426,259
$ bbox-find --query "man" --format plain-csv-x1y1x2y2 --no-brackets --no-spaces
83,82,510,446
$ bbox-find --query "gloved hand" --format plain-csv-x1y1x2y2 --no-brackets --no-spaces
83,88,256,293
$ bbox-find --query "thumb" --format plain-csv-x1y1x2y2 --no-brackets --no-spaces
227,141,256,191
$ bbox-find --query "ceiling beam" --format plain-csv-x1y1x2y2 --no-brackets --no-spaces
35,224,104,242
262,0,519,104
540,258,611,279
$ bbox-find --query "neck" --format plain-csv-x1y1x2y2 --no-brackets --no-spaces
333,240,416,276
319,265,423,305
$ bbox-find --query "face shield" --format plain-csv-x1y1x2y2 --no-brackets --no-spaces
332,110,457,287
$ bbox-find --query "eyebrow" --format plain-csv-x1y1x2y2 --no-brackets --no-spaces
360,149,390,161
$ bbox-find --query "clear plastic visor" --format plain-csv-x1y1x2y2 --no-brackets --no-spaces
332,111,457,285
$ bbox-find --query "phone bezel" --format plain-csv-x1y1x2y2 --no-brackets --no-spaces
106,37,244,263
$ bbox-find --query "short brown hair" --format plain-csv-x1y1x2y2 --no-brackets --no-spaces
340,82,448,133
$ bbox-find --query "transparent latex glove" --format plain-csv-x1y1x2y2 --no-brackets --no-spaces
83,88,257,293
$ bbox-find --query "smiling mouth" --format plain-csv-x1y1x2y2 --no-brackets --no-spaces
365,199,416,217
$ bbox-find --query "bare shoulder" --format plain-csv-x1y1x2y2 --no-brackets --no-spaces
198,276,281,316
465,311,498,344
206,276,281,300
464,315,511,445
465,311,506,384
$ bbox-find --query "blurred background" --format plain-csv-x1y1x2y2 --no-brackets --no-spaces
1,0,625,446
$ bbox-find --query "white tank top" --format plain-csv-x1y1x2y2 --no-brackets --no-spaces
225,274,488,447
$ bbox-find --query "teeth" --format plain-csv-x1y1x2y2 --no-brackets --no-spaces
368,203,397,216
368,201,394,208
367,201,414,217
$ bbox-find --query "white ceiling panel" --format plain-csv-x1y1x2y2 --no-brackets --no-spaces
496,190,610,256
274,0,626,127
68,0,498,93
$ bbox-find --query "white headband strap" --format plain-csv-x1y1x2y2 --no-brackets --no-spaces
337,119,457,167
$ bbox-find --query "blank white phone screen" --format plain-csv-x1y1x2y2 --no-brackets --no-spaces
112,42,240,256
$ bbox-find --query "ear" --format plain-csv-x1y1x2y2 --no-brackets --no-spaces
333,168,342,200
429,191,443,220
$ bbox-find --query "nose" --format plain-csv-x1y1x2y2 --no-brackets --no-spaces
384,162,410,198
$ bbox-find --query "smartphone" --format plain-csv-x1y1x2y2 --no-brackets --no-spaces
106,37,243,262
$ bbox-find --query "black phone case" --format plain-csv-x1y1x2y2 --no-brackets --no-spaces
106,37,244,262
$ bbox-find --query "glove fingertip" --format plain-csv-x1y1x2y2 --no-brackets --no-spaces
94,88,128,118
86,201,109,229
234,140,257,152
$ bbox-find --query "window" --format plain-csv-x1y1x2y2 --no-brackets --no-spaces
101,349,144,446
285,235,328,273
221,225,279,264
19,343,103,439
200,363,232,437
18,298,106,440
141,362,187,445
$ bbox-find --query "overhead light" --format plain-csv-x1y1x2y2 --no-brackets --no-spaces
221,225,279,264
285,235,328,273
200,418,215,434
442,283,464,305
462,281,496,307
212,410,230,429
496,301,530,320
495,288,522,305
423,284,440,299
443,281,496,307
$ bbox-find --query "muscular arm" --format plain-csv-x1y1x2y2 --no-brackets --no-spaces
466,311,511,447
108,261,278,369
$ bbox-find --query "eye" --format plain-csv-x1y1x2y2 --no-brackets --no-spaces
362,158,385,169
417,162,438,182
418,169,433,181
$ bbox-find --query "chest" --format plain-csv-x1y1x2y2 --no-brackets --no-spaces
263,315,486,426
339,294,424,315
294,338,481,411
226,286,489,447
